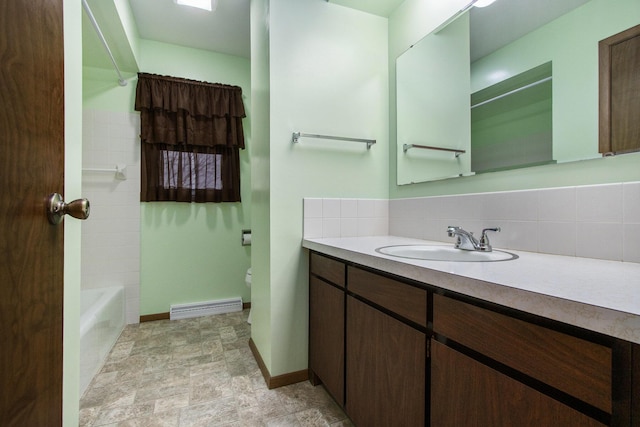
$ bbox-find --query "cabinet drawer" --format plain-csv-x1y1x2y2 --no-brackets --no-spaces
310,252,345,288
431,340,606,427
348,267,427,328
433,294,612,413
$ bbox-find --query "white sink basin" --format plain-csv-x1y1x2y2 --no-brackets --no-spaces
376,245,518,262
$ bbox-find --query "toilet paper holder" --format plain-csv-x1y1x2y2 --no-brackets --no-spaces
242,229,252,246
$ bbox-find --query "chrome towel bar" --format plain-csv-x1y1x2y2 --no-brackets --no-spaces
403,144,466,157
292,132,376,149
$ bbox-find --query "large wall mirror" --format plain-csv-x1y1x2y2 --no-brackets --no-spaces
397,0,640,185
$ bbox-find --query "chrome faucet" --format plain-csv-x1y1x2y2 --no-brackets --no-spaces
447,226,500,252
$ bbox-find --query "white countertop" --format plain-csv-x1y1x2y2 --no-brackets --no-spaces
303,235,640,345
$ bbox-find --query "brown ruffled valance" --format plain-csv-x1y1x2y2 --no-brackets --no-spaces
135,72,246,148
135,72,246,203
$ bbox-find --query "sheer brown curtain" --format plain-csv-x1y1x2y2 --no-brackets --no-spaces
135,72,246,202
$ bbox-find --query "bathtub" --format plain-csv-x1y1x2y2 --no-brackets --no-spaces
79,286,125,396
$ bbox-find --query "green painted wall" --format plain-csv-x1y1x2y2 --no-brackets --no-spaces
389,0,640,198
250,0,389,376
249,0,272,369
137,40,252,315
64,0,82,424
83,34,253,315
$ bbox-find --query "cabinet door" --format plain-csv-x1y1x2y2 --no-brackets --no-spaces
346,296,425,427
309,276,344,405
431,340,606,427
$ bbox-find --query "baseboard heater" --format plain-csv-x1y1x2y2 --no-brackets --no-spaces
170,297,243,320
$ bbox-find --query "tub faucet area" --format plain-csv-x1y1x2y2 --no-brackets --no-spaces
447,226,500,252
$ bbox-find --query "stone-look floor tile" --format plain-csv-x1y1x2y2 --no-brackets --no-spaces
80,311,349,427
189,359,228,378
219,326,238,343
108,340,135,362
119,409,180,427
179,398,239,427
141,366,190,388
93,401,155,426
265,414,303,426
202,338,224,356
296,408,333,427
154,393,190,414
79,406,101,426
90,371,119,388
135,383,191,403
190,375,234,404
80,382,139,410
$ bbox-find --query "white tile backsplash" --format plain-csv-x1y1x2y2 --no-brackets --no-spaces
341,199,358,218
623,182,640,224
538,187,576,222
623,223,640,263
303,198,323,218
576,183,623,223
304,198,389,239
305,181,639,263
576,222,623,261
322,198,341,218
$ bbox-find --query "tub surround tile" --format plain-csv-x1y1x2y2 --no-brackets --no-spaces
82,110,141,325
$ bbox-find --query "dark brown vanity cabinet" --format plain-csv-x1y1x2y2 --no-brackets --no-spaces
309,252,345,405
431,340,605,427
308,251,640,426
431,293,637,427
308,253,427,426
346,267,427,427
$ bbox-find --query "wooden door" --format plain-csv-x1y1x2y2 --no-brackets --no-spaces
0,0,65,425
599,24,640,154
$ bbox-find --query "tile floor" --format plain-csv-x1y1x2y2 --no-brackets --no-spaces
79,310,352,426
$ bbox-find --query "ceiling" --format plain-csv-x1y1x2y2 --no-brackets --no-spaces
128,0,251,58
469,0,591,61
82,0,591,71
82,0,404,70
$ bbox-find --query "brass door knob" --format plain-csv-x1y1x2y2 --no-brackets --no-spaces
46,193,90,225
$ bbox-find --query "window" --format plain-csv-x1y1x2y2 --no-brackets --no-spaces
162,150,222,192
135,73,246,203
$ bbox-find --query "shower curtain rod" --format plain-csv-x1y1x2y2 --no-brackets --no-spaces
82,0,128,87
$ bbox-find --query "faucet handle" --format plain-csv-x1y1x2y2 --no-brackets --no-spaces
479,227,500,251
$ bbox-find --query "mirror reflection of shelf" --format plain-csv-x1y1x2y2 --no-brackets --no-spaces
471,62,553,174
403,144,466,158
